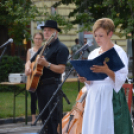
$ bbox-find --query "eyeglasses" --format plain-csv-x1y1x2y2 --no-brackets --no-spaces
34,38,43,41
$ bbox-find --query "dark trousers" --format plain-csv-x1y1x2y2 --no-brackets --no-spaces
37,81,62,134
30,92,37,114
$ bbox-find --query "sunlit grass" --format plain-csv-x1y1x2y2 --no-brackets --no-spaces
0,82,84,118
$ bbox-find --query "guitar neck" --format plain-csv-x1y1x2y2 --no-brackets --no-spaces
39,32,56,57
39,42,47,57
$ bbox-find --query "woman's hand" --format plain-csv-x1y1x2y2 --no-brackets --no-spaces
90,62,110,74
77,74,90,84
25,67,31,76
90,61,115,81
25,61,32,76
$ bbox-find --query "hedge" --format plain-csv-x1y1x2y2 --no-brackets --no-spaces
0,55,24,91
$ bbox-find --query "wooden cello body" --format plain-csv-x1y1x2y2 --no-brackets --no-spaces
26,32,56,92
62,86,87,134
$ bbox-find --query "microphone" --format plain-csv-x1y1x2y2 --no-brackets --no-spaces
74,40,93,55
0,38,13,49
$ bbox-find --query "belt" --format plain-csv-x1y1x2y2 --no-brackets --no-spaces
39,77,61,85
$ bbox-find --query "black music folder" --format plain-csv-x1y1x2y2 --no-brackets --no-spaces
70,47,125,81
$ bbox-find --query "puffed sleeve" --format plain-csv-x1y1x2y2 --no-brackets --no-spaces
113,48,128,93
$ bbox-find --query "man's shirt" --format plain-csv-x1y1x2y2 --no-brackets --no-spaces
31,38,69,79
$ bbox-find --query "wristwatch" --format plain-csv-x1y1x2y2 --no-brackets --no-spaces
47,62,51,69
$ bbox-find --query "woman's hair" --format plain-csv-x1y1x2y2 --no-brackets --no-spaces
33,32,44,40
93,18,115,34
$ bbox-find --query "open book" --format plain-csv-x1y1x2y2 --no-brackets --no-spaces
70,47,125,81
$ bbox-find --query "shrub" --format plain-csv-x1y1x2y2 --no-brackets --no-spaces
0,55,24,91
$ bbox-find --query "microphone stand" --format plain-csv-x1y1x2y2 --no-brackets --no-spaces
35,50,86,134
0,44,8,63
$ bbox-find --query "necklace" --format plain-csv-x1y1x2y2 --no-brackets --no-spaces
99,43,114,54
99,48,105,54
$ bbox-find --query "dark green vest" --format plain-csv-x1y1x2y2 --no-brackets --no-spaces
113,88,133,134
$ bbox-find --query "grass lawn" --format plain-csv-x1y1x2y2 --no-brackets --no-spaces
0,81,84,119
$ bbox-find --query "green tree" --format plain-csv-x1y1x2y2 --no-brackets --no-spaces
53,0,134,34
0,0,41,47
52,0,134,78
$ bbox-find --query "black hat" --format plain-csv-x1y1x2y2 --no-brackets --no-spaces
40,20,61,32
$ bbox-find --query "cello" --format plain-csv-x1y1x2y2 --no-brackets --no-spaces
62,86,87,134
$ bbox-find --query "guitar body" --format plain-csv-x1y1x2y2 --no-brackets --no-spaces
26,56,44,92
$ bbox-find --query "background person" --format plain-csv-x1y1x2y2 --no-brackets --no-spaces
71,38,81,76
78,18,133,134
82,38,90,60
71,38,81,59
25,20,69,134
26,32,44,125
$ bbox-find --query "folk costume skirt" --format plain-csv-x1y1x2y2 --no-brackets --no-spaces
82,81,133,134
113,88,133,134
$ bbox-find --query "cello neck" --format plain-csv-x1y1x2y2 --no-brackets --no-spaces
77,92,87,103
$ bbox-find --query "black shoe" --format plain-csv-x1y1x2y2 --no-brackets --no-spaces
44,128,48,134
31,123,36,126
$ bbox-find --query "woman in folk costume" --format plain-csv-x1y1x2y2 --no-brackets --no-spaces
78,18,133,134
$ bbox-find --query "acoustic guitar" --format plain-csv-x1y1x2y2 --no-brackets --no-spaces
26,32,56,92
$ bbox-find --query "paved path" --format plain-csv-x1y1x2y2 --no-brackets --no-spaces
0,121,134,134
0,121,42,134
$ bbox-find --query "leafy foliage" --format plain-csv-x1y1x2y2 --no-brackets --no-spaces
0,55,24,82
0,0,42,45
0,55,24,91
51,0,134,78
40,6,73,33
52,0,134,38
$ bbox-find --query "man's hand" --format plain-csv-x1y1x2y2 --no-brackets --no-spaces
37,55,48,67
37,55,66,74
